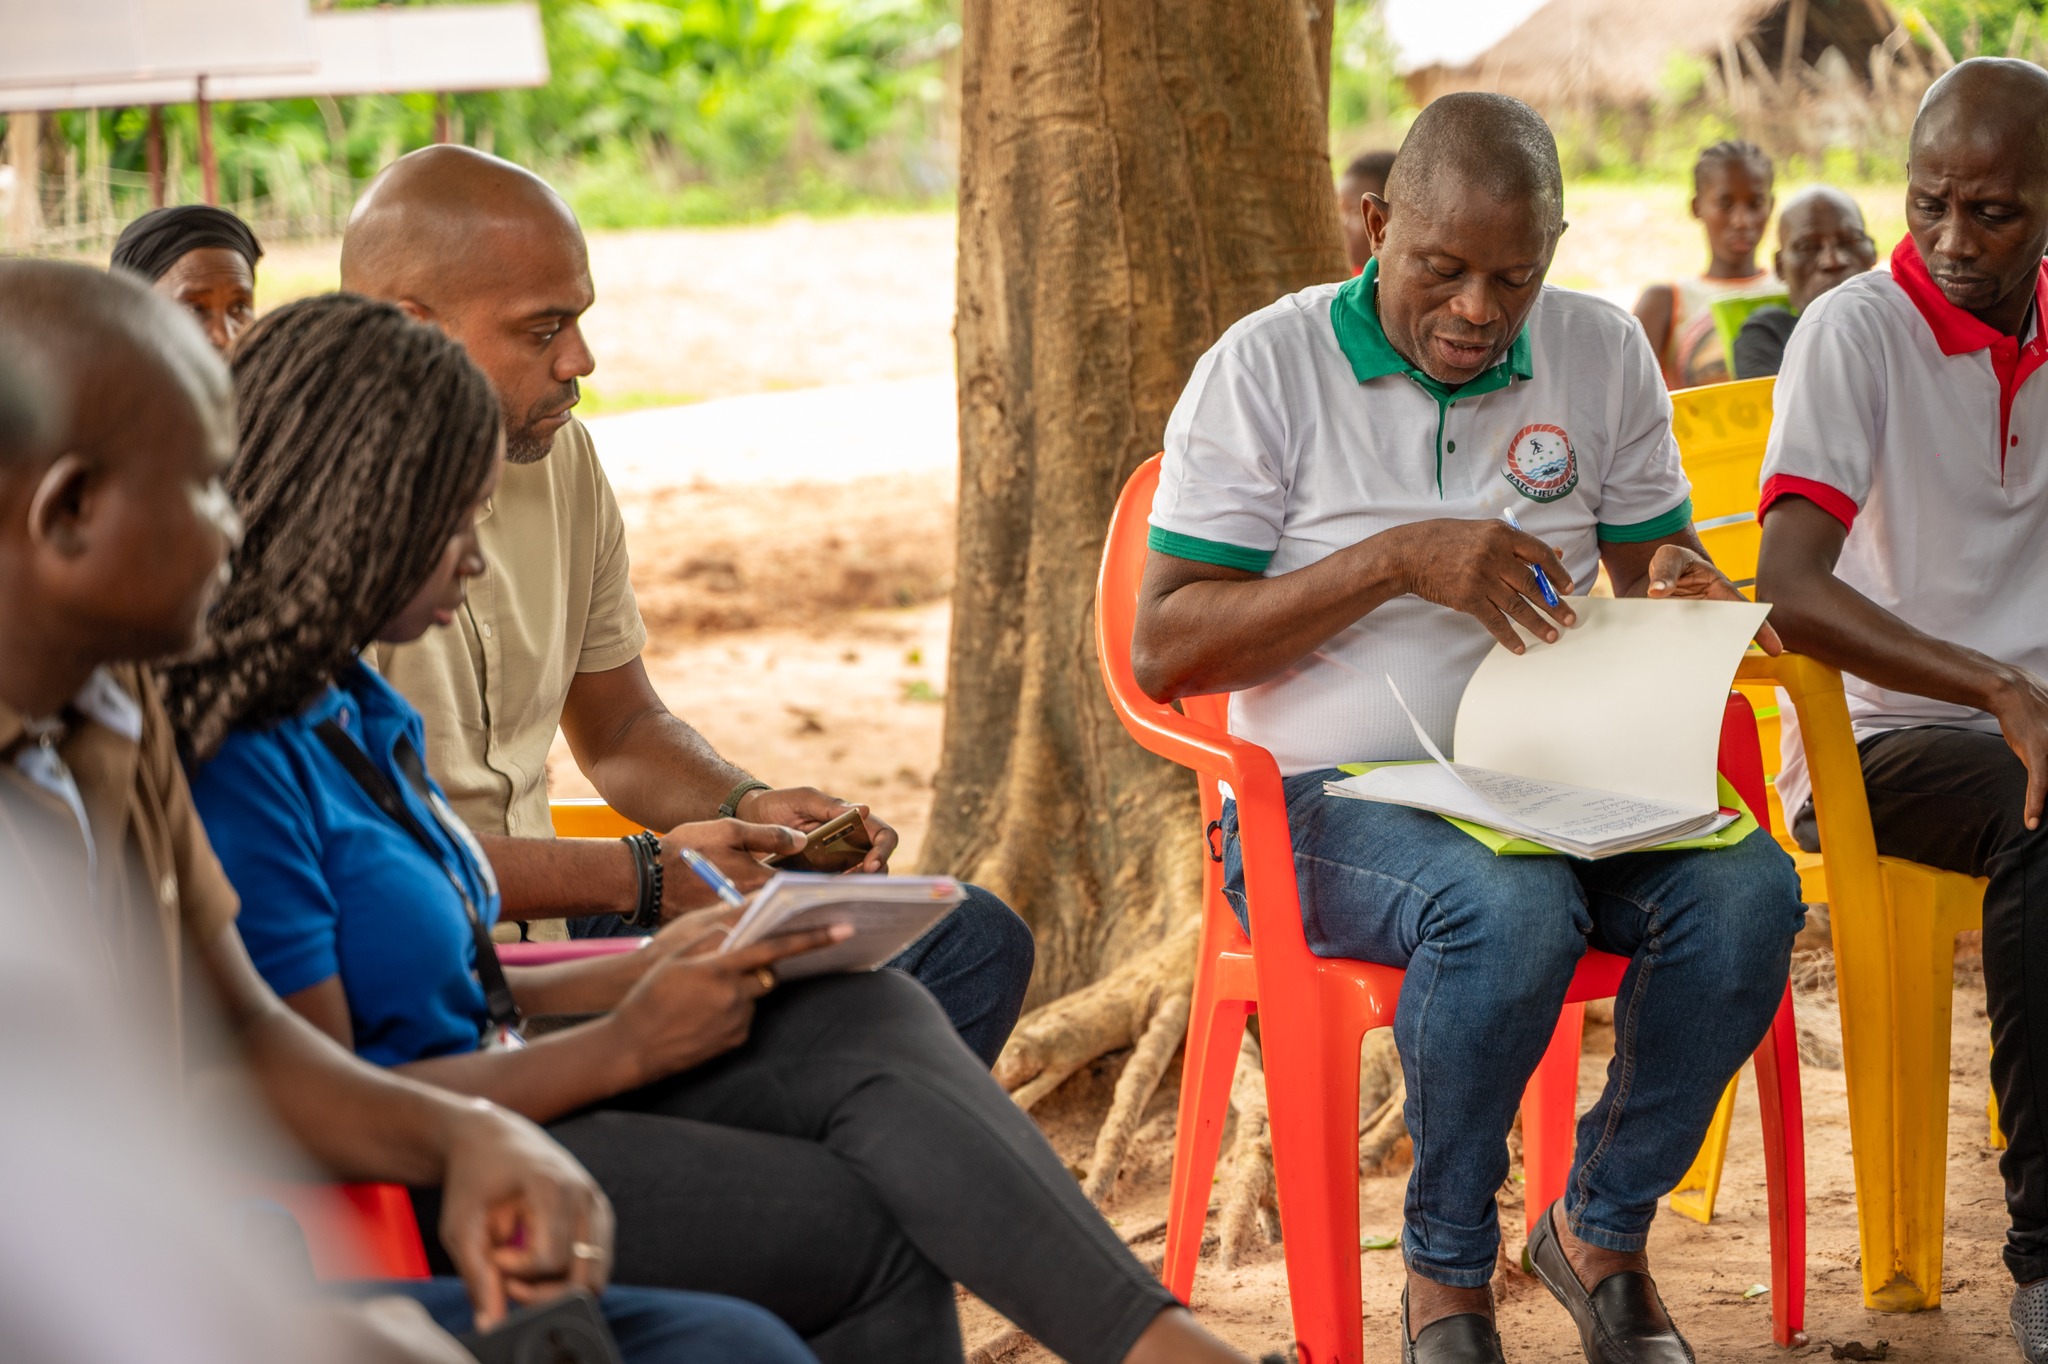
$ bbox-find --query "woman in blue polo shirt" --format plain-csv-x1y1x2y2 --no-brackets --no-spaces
168,294,1238,1364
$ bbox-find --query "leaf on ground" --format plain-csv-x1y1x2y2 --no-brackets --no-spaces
1360,1233,1400,1250
1742,1283,1770,1299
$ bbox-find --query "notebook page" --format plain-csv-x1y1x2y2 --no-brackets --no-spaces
1450,596,1768,812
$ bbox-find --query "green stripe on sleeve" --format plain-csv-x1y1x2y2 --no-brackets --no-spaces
1146,526,1275,572
1597,498,1695,544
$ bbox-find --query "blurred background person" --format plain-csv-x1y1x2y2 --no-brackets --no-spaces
1336,148,1397,276
1633,140,1780,388
1732,186,1878,380
110,204,262,354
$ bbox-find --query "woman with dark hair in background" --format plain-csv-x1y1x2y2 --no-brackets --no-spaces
111,204,263,353
165,291,1249,1364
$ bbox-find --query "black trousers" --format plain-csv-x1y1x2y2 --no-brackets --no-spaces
418,971,1175,1364
1795,724,2048,1282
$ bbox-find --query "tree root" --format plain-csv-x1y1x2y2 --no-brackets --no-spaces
1359,1075,1411,1175
1083,985,1192,1204
1216,1031,1277,1268
995,918,1199,1110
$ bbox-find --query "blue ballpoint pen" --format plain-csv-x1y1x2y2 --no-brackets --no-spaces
678,846,749,909
1501,508,1562,610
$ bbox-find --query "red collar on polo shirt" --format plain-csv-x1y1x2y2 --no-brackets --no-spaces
1891,233,2048,470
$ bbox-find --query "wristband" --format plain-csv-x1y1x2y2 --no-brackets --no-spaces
718,778,772,820
622,831,664,931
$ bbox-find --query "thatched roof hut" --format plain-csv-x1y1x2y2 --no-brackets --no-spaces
1407,0,1899,112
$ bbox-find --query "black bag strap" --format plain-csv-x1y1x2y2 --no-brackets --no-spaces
313,718,522,1041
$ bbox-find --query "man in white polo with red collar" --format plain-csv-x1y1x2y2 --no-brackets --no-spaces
1134,92,1801,1364
1756,57,2048,1359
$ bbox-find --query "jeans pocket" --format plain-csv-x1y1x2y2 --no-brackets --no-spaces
1219,800,1251,935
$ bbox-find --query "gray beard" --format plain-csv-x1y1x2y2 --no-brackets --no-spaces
505,425,555,464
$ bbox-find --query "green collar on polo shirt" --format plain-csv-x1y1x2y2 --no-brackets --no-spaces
1330,259,1534,404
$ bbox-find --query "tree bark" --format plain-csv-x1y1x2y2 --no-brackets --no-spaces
933,0,1345,1006
1308,0,1337,122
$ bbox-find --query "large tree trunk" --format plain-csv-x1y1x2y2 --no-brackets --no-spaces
927,0,1345,1007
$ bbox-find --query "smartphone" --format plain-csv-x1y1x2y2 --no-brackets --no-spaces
460,1290,623,1364
764,806,874,872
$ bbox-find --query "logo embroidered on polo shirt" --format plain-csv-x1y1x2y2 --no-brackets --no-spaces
1504,423,1578,502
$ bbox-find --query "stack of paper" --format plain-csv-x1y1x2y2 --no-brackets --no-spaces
720,873,965,979
1326,597,1769,859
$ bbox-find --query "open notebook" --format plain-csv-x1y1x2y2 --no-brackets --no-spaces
719,873,965,979
1325,597,1771,859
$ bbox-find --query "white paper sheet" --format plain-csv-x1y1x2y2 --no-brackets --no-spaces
1329,674,1734,857
1451,596,1770,812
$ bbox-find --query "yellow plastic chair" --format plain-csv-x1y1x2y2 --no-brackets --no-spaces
547,798,645,839
1667,378,1993,1312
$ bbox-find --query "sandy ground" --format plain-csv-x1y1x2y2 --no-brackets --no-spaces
277,192,2001,1357
964,969,2011,1364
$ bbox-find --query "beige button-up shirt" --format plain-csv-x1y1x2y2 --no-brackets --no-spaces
370,418,647,838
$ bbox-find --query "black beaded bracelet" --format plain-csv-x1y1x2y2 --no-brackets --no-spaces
622,831,664,931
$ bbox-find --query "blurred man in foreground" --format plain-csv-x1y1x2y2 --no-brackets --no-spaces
0,261,811,1362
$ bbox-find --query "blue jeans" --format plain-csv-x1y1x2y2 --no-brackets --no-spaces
340,1280,816,1363
572,884,1034,1068
1221,769,1803,1287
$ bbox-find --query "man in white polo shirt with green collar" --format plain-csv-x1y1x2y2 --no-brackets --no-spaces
1756,58,2048,1360
1133,94,1801,1364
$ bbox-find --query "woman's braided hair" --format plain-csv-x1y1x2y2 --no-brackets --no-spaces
162,292,500,760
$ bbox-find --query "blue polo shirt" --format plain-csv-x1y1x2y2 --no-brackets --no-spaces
188,661,498,1067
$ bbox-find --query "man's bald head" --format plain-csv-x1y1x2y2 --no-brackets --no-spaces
1913,57,2048,178
1904,57,2048,330
0,260,229,472
342,145,581,305
0,260,240,673
341,146,596,464
1773,187,1875,313
1384,92,1564,231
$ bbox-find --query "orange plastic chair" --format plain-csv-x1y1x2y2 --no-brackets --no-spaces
1097,455,1804,1361
1670,378,1994,1310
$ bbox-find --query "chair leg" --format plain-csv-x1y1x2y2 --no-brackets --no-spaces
1752,985,1807,1347
1163,994,1253,1300
1521,1002,1586,1242
1668,1077,1738,1226
1991,1037,2007,1151
1876,863,1964,1311
1261,1007,1371,1364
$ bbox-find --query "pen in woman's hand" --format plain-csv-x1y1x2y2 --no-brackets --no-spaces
1501,508,1562,610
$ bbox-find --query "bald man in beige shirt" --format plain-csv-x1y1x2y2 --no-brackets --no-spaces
348,147,1031,1065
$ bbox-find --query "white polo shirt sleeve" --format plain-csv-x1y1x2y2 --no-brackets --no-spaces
1150,346,1291,572
1593,321,1694,542
1758,306,1882,530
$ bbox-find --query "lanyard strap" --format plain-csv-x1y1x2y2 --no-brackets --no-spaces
312,718,522,1042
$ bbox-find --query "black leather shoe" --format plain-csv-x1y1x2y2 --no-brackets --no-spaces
1526,1202,1696,1364
1402,1288,1506,1364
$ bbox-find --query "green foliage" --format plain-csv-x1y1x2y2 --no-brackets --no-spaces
1328,0,1414,140
23,0,959,230
1909,0,2048,58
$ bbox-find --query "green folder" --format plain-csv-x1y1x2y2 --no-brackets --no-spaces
1334,763,1761,858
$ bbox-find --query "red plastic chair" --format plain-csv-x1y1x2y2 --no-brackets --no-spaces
1096,454,1804,1362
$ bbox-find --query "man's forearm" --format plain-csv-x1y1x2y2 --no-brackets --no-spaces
1133,535,1410,700
1759,549,2012,712
480,832,638,921
584,709,751,831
